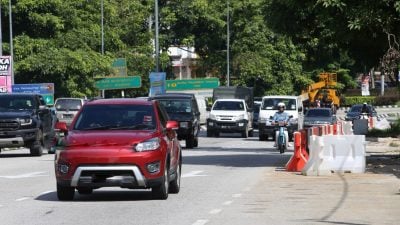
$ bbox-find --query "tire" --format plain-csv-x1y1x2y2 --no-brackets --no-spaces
77,187,93,195
30,130,44,156
259,133,267,141
57,184,75,201
242,127,249,138
185,136,195,148
193,137,198,147
169,160,181,194
152,164,169,200
206,130,213,137
249,129,254,137
214,131,220,137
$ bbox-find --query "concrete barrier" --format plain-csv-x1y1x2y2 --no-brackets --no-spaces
302,135,366,176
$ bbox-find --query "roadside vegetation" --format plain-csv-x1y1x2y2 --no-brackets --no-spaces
1,0,399,97
368,119,400,138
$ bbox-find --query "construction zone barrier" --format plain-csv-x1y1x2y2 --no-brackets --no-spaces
285,131,309,172
342,121,353,135
301,135,366,176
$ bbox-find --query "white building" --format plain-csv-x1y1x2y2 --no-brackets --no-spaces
168,46,198,79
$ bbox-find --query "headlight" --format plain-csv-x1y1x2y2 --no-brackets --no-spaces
258,117,266,123
209,114,217,120
135,137,160,152
180,122,189,128
18,118,32,126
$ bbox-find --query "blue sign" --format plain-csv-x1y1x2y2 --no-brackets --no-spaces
12,83,54,94
149,72,166,97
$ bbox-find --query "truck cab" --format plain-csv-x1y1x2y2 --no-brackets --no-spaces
258,95,303,141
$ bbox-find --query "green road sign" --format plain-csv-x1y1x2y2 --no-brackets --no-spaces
112,58,127,76
42,94,54,105
166,78,219,90
95,76,141,90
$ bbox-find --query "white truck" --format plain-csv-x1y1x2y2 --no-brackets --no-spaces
258,95,303,141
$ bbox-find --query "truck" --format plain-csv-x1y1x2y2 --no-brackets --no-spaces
300,72,341,111
206,86,254,138
0,93,55,156
258,95,303,141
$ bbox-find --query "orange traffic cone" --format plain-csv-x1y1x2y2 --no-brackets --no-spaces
286,131,309,172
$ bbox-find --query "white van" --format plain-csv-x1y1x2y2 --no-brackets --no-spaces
258,95,303,141
195,95,208,124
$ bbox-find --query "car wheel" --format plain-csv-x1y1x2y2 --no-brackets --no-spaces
242,127,249,138
185,136,195,148
152,164,169,200
169,160,181,194
77,187,93,195
249,129,254,137
259,134,267,141
57,184,75,201
206,130,213,137
193,137,198,147
30,130,44,156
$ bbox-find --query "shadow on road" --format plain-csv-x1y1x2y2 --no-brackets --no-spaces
35,189,164,202
183,152,291,168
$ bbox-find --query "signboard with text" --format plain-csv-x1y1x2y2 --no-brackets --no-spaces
95,76,141,90
0,56,12,93
12,83,55,105
166,78,219,90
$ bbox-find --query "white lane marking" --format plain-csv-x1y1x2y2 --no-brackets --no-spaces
223,200,233,205
39,190,54,196
15,197,30,202
192,219,209,225
209,209,222,214
232,193,242,198
0,172,47,179
182,171,207,178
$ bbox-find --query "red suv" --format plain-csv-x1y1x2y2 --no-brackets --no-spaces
54,98,182,200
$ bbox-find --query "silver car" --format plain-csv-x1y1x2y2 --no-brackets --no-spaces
54,98,85,126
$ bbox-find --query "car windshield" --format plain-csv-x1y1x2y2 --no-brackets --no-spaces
306,109,331,117
0,95,35,110
261,98,297,110
55,99,82,111
74,104,156,130
213,101,244,111
158,99,192,114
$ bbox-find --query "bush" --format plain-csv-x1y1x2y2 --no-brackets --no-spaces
342,96,375,106
367,119,400,137
374,95,400,106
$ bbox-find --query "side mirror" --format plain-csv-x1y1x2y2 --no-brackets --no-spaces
166,120,179,130
298,106,303,112
55,122,68,133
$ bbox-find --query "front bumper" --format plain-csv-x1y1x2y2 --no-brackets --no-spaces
207,119,248,132
0,128,39,148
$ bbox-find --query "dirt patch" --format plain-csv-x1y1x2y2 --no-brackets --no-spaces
366,155,400,178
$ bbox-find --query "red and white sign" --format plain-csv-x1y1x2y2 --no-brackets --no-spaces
0,56,12,93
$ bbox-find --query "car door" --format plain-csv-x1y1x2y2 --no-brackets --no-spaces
156,103,178,167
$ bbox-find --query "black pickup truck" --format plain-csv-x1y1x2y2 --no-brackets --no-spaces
0,94,54,156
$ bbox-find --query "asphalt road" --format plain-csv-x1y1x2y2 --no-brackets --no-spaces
0,130,399,225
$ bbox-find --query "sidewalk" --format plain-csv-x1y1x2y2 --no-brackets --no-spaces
211,138,400,225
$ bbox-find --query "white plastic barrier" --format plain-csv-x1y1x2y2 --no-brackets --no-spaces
302,135,366,176
342,121,353,135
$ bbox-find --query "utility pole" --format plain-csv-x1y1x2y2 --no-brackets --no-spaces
9,0,14,84
101,0,104,55
155,0,160,72
226,0,230,87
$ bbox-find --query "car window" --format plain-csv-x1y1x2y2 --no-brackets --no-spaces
306,109,331,117
213,101,244,111
74,104,156,130
0,95,35,110
158,99,192,114
55,99,83,111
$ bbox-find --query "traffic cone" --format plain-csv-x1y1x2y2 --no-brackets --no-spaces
286,131,309,172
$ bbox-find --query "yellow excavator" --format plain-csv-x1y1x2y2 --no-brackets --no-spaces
300,72,341,110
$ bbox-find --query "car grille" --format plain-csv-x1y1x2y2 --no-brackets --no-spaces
81,170,134,179
0,120,19,131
